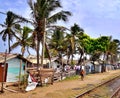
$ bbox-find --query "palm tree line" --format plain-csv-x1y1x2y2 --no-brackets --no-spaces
0,0,120,68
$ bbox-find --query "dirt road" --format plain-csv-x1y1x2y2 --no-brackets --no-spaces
1,70,120,98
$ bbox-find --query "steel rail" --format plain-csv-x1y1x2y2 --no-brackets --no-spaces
76,75,120,98
110,85,120,98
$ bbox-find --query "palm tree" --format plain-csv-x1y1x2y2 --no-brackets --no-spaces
10,26,33,56
49,27,66,55
48,27,68,74
69,23,84,64
114,39,120,61
0,11,21,53
65,34,73,64
103,36,115,64
6,0,71,68
107,39,118,64
28,0,71,67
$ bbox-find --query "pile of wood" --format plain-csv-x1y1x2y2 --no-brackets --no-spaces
27,68,55,86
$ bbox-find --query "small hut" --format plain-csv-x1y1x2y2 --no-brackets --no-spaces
0,53,32,82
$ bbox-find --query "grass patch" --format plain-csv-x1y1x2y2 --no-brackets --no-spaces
32,92,37,95
62,75,79,81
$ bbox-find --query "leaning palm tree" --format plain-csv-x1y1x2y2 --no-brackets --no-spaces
69,23,84,64
0,11,21,53
10,26,33,56
28,0,71,67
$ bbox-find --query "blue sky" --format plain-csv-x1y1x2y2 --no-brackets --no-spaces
0,0,120,54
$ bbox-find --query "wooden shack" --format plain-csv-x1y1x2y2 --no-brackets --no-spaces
0,53,32,82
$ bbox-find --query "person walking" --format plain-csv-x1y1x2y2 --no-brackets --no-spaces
80,69,85,80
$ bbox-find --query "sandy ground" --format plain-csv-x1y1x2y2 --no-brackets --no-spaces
1,70,120,98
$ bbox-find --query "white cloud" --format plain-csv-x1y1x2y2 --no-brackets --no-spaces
1,0,120,40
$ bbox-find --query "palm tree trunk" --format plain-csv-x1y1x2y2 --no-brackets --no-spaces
37,40,40,69
41,18,46,67
102,52,106,72
78,54,82,64
8,35,11,53
67,55,70,64
78,49,84,64
71,53,74,65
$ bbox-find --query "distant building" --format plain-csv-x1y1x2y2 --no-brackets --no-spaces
27,55,59,68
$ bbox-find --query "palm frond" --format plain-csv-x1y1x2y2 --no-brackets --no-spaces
49,0,62,9
46,0,62,16
0,11,6,15
71,23,84,35
10,29,21,40
0,29,5,35
8,11,32,24
0,24,6,27
2,32,7,41
22,26,32,39
9,30,14,42
28,0,34,11
47,10,71,24
10,42,20,51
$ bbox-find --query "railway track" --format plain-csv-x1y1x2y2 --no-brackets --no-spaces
76,75,120,98
110,86,120,98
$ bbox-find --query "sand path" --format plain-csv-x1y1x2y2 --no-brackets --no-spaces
1,70,120,98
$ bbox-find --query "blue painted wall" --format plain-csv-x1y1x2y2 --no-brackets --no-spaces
6,57,25,82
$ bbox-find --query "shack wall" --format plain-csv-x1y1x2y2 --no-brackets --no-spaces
6,58,26,82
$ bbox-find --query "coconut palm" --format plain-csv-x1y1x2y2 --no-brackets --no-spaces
107,39,118,64
27,0,71,67
102,36,116,64
6,0,71,68
48,27,67,57
67,23,84,64
113,39,120,55
77,33,89,64
0,11,21,53
10,26,33,56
